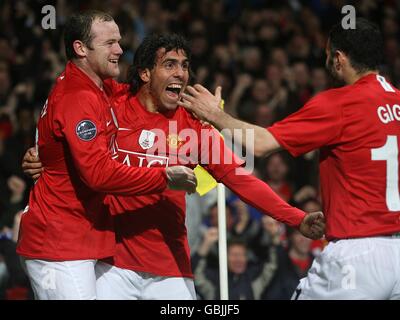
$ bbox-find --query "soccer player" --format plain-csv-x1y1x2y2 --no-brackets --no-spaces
181,18,400,299
92,34,324,299
22,34,325,300
17,12,196,300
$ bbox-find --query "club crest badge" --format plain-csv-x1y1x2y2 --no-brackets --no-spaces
139,130,156,149
167,134,185,149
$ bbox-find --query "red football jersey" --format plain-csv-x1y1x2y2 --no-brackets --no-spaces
104,95,306,277
17,62,167,260
269,74,400,240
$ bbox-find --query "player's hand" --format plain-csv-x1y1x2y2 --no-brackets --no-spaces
22,147,43,181
180,85,223,123
166,166,197,194
299,211,325,240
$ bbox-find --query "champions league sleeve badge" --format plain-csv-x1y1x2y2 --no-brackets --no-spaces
139,130,156,149
76,120,97,141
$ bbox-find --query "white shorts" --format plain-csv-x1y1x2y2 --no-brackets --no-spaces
95,261,196,300
21,258,97,300
292,237,400,300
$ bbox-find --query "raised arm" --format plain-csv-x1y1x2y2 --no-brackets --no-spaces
197,124,325,240
181,84,281,158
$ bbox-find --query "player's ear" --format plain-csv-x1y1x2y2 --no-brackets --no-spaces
139,69,151,83
72,40,87,58
335,50,346,70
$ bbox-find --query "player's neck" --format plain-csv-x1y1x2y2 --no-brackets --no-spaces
345,69,378,85
72,59,104,90
137,88,158,113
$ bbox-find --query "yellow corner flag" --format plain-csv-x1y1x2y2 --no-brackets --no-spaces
194,99,224,196
194,165,218,196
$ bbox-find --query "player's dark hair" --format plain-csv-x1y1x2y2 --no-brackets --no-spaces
127,33,192,94
64,10,114,60
328,18,383,73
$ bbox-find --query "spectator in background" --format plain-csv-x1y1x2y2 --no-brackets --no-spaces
253,103,275,128
0,211,31,299
229,197,262,247
5,105,36,169
199,202,236,268
0,176,26,230
250,215,285,262
192,230,278,300
311,67,329,94
261,226,314,300
262,152,294,202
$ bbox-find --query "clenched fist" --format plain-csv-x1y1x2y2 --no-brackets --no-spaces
299,211,325,240
166,166,197,194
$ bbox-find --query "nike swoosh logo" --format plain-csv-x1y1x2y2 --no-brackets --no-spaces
106,120,112,127
118,128,132,131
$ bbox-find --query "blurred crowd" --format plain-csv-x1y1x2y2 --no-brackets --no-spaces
0,0,399,299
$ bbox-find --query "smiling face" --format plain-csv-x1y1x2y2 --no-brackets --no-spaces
85,19,123,80
142,48,189,112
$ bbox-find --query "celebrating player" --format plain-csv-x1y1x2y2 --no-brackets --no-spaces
93,34,324,299
23,34,325,300
17,12,196,300
181,18,400,299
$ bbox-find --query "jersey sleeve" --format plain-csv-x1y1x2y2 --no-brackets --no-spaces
198,125,245,181
103,193,164,215
221,167,306,227
268,92,343,157
53,92,167,195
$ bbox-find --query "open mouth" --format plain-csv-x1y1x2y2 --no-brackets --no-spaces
166,83,183,98
109,59,119,64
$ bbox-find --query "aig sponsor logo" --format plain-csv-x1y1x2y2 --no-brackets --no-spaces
119,149,169,168
118,121,255,174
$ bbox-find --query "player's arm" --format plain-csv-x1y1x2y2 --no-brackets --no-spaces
54,92,195,195
201,129,324,239
21,146,196,195
180,84,281,158
182,84,342,159
220,167,324,239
